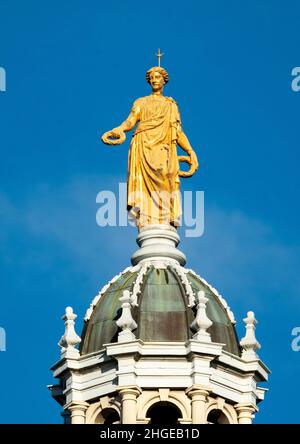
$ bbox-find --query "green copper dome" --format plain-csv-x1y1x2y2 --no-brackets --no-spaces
80,265,240,356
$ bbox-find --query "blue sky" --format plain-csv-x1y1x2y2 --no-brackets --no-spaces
0,0,300,423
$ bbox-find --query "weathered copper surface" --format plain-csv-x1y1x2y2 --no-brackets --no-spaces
80,268,240,356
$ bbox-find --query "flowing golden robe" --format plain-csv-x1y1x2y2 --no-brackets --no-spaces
127,95,182,226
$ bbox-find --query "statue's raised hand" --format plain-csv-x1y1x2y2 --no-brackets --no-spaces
102,127,126,145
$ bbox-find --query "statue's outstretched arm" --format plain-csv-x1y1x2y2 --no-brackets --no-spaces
102,106,140,146
114,108,139,133
177,131,199,177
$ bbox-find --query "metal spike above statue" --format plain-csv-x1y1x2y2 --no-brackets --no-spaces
102,50,199,228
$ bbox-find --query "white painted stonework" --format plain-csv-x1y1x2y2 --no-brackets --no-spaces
131,224,186,266
49,226,270,424
50,336,269,424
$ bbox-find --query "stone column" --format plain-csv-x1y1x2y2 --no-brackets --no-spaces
186,385,210,424
235,403,257,424
67,401,89,424
118,386,142,424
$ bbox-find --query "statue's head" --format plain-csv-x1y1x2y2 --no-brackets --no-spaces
146,66,169,92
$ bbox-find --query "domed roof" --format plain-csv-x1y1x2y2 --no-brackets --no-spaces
80,263,240,356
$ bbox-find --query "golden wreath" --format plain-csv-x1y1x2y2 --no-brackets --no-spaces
178,155,195,177
101,130,126,145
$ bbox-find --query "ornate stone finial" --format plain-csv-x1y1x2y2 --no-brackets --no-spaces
155,48,164,67
58,307,81,355
191,291,213,342
240,311,261,361
116,290,137,342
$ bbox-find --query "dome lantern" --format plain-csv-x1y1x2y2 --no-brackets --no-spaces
49,225,269,424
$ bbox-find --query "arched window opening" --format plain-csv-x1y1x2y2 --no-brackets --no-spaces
207,409,230,424
147,401,182,425
95,408,120,424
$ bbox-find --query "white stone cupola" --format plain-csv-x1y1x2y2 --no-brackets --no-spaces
49,225,269,424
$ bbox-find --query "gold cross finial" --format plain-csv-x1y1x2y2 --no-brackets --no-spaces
155,48,164,67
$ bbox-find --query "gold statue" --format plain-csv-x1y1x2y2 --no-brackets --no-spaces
102,51,198,228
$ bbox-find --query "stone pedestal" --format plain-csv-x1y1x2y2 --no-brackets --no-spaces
131,224,186,265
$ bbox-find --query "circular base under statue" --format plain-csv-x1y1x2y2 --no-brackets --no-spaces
131,224,186,266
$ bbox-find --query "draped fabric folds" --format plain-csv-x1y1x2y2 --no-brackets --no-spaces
127,95,182,226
